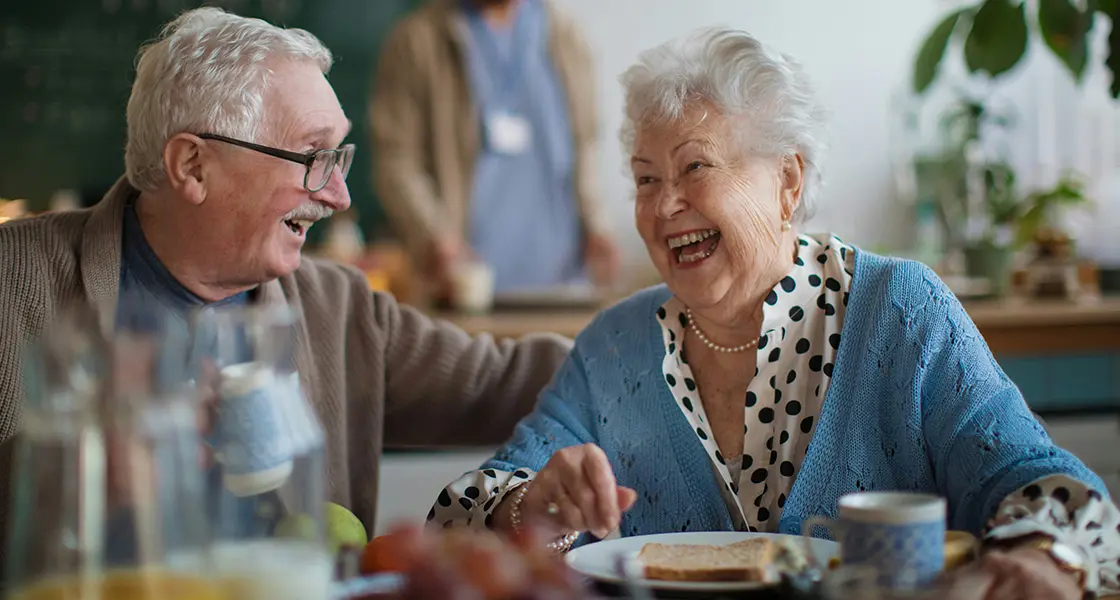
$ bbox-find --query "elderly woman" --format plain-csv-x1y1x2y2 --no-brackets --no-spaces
429,28,1120,597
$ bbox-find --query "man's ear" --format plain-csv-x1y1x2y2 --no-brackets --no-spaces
163,133,209,206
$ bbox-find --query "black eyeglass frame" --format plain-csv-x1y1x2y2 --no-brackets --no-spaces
197,133,355,193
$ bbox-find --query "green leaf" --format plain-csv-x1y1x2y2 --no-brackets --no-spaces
913,8,970,94
1038,0,1091,82
964,0,1029,77
1017,204,1046,245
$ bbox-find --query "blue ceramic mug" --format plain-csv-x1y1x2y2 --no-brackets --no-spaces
802,491,946,586
212,362,320,497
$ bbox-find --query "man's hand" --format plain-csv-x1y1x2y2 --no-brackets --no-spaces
427,236,473,299
584,232,620,288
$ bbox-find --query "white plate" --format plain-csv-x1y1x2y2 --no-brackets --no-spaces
565,531,838,593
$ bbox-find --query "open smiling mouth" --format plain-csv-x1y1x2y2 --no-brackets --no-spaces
668,228,721,265
284,219,313,237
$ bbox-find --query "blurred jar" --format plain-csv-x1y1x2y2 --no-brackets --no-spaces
5,305,221,599
189,304,332,600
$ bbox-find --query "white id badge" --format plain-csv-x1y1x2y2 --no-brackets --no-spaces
485,111,532,155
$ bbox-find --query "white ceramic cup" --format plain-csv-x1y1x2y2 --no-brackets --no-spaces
451,261,495,313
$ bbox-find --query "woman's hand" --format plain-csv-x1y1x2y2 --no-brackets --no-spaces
941,547,1082,600
500,444,637,540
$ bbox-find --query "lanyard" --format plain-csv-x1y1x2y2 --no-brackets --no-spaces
462,0,537,110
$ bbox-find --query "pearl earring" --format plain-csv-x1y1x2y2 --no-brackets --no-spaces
781,220,791,231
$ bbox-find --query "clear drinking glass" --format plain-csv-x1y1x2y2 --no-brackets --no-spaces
5,305,222,599
189,304,331,600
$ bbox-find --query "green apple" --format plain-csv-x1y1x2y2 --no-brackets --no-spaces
324,502,368,553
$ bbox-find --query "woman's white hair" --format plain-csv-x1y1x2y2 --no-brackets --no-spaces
619,27,828,222
125,7,333,191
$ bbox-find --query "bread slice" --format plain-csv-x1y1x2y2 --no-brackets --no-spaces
637,538,774,582
724,538,775,563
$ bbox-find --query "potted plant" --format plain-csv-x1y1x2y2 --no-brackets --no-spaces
1017,173,1093,250
917,95,1017,264
964,162,1019,296
963,166,1092,296
908,0,1114,280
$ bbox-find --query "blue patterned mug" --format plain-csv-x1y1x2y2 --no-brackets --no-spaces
213,362,320,497
802,491,947,586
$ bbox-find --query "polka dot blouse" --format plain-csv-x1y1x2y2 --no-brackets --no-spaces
654,233,853,532
429,233,1120,593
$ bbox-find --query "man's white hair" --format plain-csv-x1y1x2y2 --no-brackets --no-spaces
125,7,333,191
619,27,828,222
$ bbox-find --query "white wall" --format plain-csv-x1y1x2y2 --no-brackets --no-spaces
551,0,1120,268
552,0,945,265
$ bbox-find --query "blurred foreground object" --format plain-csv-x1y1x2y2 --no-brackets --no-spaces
5,305,221,599
352,524,600,599
5,302,340,600
190,304,334,600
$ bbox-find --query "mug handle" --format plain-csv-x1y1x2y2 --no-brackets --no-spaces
801,516,840,573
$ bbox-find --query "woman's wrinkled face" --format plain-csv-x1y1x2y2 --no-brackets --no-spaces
631,102,801,312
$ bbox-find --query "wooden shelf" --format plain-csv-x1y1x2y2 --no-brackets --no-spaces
967,297,1120,355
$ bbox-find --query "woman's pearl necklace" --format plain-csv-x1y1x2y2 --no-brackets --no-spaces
685,308,759,353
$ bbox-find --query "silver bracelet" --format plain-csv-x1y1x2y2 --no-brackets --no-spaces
508,482,581,554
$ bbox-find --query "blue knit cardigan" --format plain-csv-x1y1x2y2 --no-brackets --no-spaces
482,249,1106,540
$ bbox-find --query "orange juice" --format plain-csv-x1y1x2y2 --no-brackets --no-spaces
8,570,225,600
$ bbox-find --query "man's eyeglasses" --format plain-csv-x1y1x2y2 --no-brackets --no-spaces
198,133,355,193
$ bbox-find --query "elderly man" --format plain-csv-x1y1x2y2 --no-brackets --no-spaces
0,7,568,555
372,0,620,296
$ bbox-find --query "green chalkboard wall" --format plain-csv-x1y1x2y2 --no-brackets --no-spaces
0,0,423,241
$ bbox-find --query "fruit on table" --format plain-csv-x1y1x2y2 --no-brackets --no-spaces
274,502,368,554
354,523,598,600
325,502,369,553
360,532,412,575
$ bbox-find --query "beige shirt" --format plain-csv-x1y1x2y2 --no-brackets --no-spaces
370,0,608,269
0,177,571,571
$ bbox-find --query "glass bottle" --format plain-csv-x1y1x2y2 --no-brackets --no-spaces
189,304,331,600
5,304,220,599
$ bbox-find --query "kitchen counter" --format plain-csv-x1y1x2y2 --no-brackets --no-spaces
434,296,1120,356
